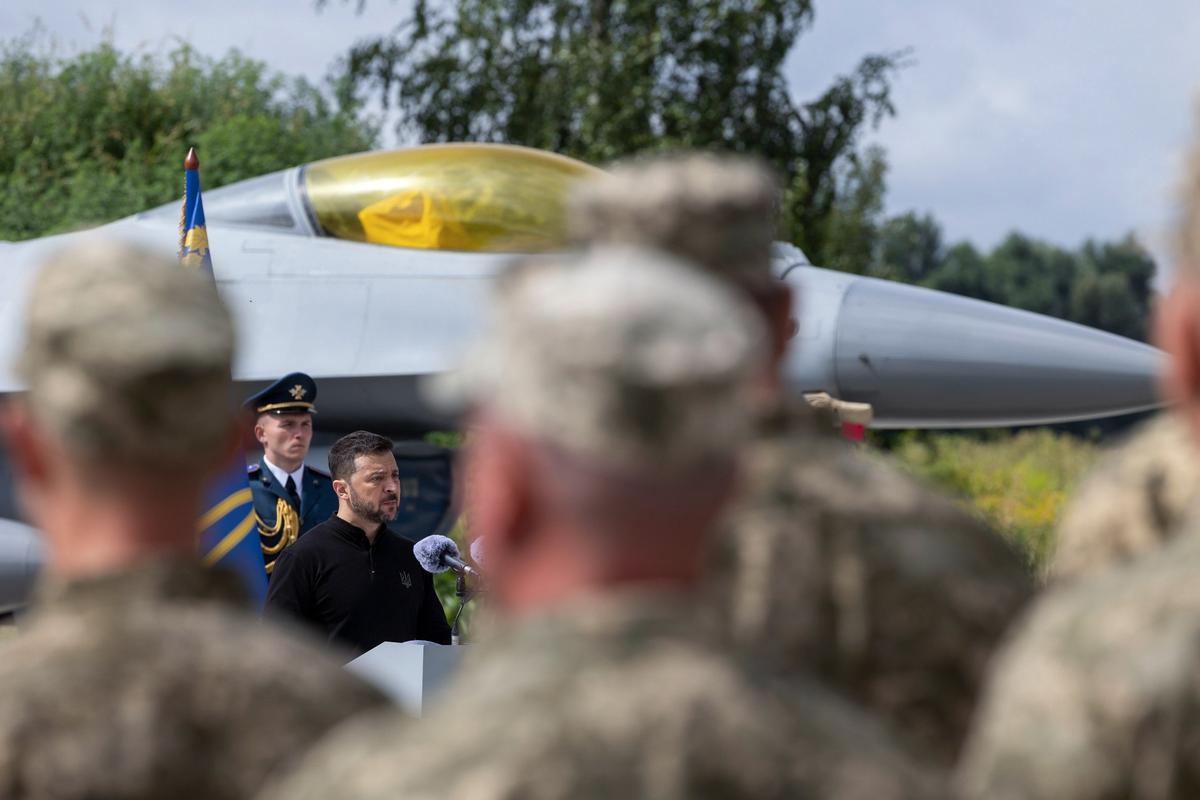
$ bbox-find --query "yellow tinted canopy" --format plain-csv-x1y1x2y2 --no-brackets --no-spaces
303,144,604,253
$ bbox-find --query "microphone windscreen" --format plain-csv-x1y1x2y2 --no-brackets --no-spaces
469,536,486,567
413,534,460,574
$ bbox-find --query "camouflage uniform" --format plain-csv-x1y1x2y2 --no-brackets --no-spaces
571,153,1036,763
262,594,945,800
959,525,1200,799
708,398,1034,763
0,559,386,800
1050,413,1198,583
266,247,944,799
0,239,389,799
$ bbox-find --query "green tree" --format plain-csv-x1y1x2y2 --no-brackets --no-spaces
867,212,1158,341
0,36,376,241
1069,236,1156,340
818,146,889,274
869,210,943,283
926,242,993,301
333,0,904,266
985,233,1077,320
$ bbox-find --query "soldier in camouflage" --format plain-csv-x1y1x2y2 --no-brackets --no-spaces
1049,413,1196,583
261,248,945,800
956,112,1200,800
568,152,1034,764
0,239,387,800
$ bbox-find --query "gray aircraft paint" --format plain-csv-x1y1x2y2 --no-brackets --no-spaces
0,212,1165,430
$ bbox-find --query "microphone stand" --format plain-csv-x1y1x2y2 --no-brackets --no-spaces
450,572,479,645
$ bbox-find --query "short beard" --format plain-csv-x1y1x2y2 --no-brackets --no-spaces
347,487,397,525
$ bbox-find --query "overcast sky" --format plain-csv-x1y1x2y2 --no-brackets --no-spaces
5,1,1200,278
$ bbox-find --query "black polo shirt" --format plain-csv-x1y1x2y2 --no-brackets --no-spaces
265,515,451,658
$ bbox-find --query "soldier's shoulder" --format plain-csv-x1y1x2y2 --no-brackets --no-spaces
306,464,332,480
0,614,97,704
1068,414,1195,512
1039,531,1200,654
746,423,1013,559
772,676,950,798
0,606,387,799
259,710,422,800
145,602,388,727
748,418,963,519
1052,414,1198,582
961,535,1200,797
246,462,267,486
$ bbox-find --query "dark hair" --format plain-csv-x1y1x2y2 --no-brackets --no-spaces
328,430,394,481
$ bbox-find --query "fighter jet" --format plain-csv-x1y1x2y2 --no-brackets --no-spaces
0,519,41,617
0,142,1166,432
0,142,1167,602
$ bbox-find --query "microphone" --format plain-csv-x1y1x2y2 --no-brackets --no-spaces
413,535,480,578
469,536,486,568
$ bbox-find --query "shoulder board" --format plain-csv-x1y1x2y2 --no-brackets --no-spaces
307,465,331,479
246,464,261,475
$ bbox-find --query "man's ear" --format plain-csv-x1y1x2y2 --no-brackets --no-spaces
766,282,796,355
466,416,534,558
0,400,51,496
1155,281,1200,438
332,478,350,502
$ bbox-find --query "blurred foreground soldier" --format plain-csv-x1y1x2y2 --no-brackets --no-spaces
571,153,1034,764
244,372,338,573
264,430,451,657
957,114,1200,800
261,249,942,800
1049,413,1197,583
0,240,386,800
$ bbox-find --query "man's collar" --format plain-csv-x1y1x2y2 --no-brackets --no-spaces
262,455,305,488
328,514,387,547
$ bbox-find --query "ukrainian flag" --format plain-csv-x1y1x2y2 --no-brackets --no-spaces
181,146,268,605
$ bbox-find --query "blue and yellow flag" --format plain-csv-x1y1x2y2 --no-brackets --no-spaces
181,146,268,605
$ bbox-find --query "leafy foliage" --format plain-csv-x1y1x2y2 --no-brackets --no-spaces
886,429,1100,570
0,36,375,241
868,213,1157,340
334,0,904,266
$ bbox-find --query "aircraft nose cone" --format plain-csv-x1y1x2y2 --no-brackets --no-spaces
834,277,1167,428
0,519,42,614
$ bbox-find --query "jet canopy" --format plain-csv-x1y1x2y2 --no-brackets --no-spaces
143,144,605,253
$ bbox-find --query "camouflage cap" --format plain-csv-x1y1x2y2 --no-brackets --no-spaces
15,238,236,468
430,246,765,468
568,153,780,281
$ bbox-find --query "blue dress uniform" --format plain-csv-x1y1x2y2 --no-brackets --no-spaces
244,373,339,574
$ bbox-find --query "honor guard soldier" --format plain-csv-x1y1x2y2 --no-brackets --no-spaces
245,372,338,573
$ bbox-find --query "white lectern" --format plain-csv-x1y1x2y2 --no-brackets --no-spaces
345,641,467,717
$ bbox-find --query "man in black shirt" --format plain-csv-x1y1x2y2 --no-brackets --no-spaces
265,430,451,657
